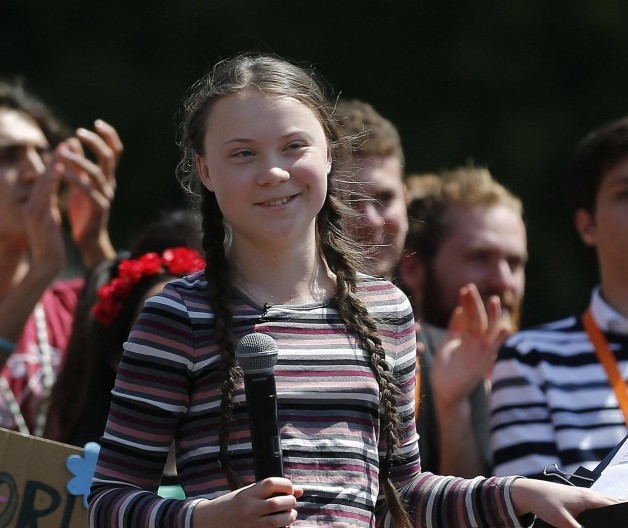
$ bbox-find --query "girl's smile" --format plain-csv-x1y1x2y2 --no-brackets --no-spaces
257,193,298,207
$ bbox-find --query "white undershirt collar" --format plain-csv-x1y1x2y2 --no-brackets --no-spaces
590,286,628,335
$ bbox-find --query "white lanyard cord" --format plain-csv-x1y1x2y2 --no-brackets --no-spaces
0,303,55,436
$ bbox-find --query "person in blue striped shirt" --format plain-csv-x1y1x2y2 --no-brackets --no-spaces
491,116,628,479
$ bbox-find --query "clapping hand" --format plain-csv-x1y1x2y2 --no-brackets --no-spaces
431,283,511,410
58,119,123,268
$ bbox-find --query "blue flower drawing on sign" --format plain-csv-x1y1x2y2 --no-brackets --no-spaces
66,442,100,508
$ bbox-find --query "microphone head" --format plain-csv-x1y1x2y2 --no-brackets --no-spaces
236,333,278,375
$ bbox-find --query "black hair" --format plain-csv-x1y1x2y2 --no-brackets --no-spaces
564,116,628,213
0,78,70,146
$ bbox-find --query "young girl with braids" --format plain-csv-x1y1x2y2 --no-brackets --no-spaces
88,53,622,528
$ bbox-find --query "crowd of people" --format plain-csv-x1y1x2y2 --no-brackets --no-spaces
0,53,626,527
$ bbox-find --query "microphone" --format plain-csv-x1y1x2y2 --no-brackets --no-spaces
236,332,284,480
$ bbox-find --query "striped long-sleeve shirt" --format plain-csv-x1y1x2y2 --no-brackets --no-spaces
491,293,628,478
89,272,527,527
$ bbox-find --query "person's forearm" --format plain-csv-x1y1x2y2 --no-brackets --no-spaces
436,397,486,477
78,232,115,270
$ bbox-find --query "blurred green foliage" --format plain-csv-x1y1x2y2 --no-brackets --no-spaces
2,0,626,326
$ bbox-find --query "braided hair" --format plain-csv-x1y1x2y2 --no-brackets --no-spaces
177,52,411,527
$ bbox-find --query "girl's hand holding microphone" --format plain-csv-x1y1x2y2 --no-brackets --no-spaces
193,477,303,527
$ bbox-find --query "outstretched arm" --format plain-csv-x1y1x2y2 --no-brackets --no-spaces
511,478,623,528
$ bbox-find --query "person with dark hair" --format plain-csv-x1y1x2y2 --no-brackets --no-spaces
44,209,204,447
491,116,628,478
0,79,123,436
88,53,621,528
399,166,528,478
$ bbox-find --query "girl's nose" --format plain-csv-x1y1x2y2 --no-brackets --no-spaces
257,165,291,186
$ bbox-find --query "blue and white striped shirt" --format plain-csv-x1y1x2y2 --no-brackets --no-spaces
491,289,628,478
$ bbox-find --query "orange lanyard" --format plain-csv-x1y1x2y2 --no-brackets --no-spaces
582,309,628,427
414,367,421,420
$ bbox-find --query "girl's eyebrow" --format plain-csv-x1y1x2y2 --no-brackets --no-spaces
221,137,253,146
221,130,314,147
282,129,313,140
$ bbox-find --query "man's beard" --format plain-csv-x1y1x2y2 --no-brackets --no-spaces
419,264,521,331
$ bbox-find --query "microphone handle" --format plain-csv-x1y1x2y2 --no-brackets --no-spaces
244,373,284,480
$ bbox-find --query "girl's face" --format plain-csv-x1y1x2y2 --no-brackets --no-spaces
195,90,331,251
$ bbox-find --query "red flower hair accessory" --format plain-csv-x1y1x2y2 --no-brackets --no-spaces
92,247,205,326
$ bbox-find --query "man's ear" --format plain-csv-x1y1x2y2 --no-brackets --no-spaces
195,154,214,192
398,249,426,297
575,208,597,247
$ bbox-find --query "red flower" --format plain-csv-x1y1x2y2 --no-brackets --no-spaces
92,296,122,326
137,252,163,274
163,247,205,275
91,247,205,327
110,277,134,299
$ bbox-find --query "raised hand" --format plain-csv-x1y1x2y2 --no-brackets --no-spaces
428,283,513,477
21,148,66,281
431,283,511,410
0,150,68,349
59,119,123,268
